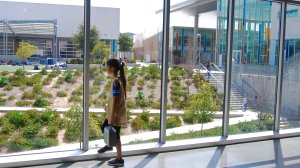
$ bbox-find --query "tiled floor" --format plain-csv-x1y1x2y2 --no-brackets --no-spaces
25,137,300,168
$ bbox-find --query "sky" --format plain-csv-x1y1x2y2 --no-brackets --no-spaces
3,0,217,37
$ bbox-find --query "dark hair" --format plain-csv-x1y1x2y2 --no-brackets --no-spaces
106,58,127,98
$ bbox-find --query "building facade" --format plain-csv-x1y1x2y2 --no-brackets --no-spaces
0,1,120,62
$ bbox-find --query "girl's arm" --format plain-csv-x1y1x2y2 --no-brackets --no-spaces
109,80,120,125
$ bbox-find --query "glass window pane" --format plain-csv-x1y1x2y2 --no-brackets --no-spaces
281,3,300,129
229,0,281,135
88,0,162,149
0,1,83,155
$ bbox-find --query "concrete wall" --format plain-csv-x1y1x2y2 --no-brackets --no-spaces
0,1,120,40
233,70,300,119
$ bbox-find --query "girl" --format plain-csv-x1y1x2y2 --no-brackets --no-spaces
98,58,127,167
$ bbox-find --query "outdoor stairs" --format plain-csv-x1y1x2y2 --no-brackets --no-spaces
201,71,245,111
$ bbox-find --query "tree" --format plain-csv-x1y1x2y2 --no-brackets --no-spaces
119,33,133,52
72,23,100,52
16,42,37,59
16,42,37,70
91,41,110,61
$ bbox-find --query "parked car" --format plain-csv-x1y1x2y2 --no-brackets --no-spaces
7,61,13,65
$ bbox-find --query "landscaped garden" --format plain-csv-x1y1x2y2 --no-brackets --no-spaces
0,65,273,154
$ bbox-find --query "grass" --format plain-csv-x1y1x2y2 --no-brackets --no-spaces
128,120,273,144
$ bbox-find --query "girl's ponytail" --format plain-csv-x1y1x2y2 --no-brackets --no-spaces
119,62,127,98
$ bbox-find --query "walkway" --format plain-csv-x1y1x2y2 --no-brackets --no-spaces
25,136,300,168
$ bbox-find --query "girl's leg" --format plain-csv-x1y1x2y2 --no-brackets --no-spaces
116,139,122,160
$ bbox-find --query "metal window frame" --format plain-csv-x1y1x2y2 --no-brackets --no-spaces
159,0,170,144
223,0,235,137
82,0,91,151
274,1,287,132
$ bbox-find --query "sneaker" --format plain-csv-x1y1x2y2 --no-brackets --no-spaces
108,158,124,167
97,145,113,153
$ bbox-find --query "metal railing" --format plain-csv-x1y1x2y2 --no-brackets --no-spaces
199,63,224,88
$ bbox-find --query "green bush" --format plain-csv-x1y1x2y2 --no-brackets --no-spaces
64,104,83,142
136,90,144,99
33,83,43,94
1,120,16,135
26,74,42,86
139,110,150,124
22,92,36,100
151,102,160,109
74,68,83,77
8,95,16,101
30,137,57,149
89,115,102,140
9,133,27,151
89,67,99,77
33,97,50,107
68,96,82,103
40,68,48,75
72,87,83,96
126,101,137,109
70,58,83,64
46,125,59,138
57,91,67,97
131,117,147,132
6,111,25,128
0,76,9,87
22,124,41,138
4,85,13,91
23,110,41,124
0,97,6,106
56,77,65,85
136,99,151,108
65,71,74,83
183,111,198,124
90,86,100,95
99,91,108,99
148,115,160,130
166,116,182,128
128,67,139,80
16,100,32,107
145,65,160,80
1,70,9,76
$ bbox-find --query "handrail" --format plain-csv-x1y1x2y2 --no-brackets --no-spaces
211,63,223,73
199,63,224,88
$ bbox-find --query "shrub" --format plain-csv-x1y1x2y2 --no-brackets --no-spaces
99,91,108,99
23,110,41,125
6,111,25,128
33,97,50,107
166,116,182,128
89,116,101,140
145,65,160,80
131,117,147,132
136,90,144,99
1,71,9,76
128,67,139,80
4,85,13,91
30,137,57,149
33,83,42,94
139,110,150,124
136,99,151,108
57,91,67,97
126,101,137,109
0,97,5,106
22,92,36,100
56,77,65,85
1,120,16,135
90,86,100,95
70,58,83,64
46,125,59,138
22,124,41,138
69,96,82,103
26,74,42,86
148,115,160,130
0,76,9,87
64,104,83,142
72,87,83,96
137,79,145,86
147,84,156,90
151,102,160,109
65,71,73,83
89,67,99,77
74,68,83,76
8,95,16,101
40,68,48,75
9,133,27,151
183,111,198,124
16,100,32,107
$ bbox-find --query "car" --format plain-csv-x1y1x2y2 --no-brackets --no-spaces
7,61,13,65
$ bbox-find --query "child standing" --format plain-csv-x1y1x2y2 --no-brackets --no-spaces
98,58,127,167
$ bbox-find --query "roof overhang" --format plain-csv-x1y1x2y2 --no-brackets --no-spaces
0,20,56,37
156,0,217,16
